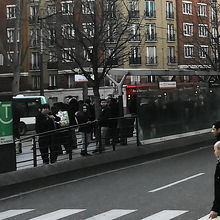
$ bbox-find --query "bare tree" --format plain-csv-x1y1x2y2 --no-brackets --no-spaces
49,0,142,117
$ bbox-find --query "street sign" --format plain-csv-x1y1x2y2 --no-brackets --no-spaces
0,101,13,145
159,82,177,89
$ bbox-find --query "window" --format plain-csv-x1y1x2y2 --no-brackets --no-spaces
198,3,207,17
49,75,57,87
48,51,57,63
48,28,56,45
7,28,14,43
199,24,208,37
62,48,75,62
183,23,193,36
6,5,16,19
105,1,116,18
145,0,156,18
68,75,75,88
146,46,157,64
105,48,118,65
129,0,139,18
29,5,39,21
62,24,75,39
32,76,40,89
0,54,3,65
7,28,20,43
107,24,116,42
82,0,95,14
129,24,140,41
211,8,217,23
61,1,74,15
84,46,93,61
167,24,175,41
199,45,208,58
82,23,94,38
184,45,194,58
31,52,40,70
182,1,192,15
47,5,56,15
130,46,141,64
212,27,217,44
166,2,174,19
47,51,58,69
167,46,176,64
7,51,14,63
146,23,157,41
30,29,40,47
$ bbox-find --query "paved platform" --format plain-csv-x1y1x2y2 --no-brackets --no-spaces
0,132,214,188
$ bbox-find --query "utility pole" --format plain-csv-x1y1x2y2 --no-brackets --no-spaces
106,73,128,116
39,18,44,96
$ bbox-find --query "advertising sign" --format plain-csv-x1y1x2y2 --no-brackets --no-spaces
0,101,13,145
159,82,177,89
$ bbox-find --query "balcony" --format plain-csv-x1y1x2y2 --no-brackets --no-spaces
166,11,174,19
129,10,140,19
167,56,176,65
145,33,157,42
167,34,175,42
30,64,40,71
47,61,58,69
129,57,141,65
145,10,156,19
146,56,157,65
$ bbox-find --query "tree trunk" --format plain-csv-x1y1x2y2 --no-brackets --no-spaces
93,85,101,120
12,68,20,96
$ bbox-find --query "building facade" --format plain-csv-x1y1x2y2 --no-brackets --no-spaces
0,0,218,102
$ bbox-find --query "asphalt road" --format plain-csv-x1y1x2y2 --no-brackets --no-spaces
0,146,216,220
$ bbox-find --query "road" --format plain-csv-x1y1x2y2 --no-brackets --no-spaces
0,146,216,220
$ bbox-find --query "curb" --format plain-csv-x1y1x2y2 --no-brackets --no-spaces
0,132,214,188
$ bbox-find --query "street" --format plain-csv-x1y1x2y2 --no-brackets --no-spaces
0,146,216,220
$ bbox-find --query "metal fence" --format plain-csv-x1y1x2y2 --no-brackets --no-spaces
15,115,138,170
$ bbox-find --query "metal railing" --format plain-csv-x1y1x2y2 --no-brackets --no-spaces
15,116,138,170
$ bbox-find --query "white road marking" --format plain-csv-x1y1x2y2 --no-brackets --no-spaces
149,173,205,192
85,209,136,220
197,214,210,220
0,209,34,220
140,210,188,220
0,147,209,201
28,209,85,220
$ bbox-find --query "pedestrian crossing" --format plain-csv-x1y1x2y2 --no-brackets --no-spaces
0,209,210,220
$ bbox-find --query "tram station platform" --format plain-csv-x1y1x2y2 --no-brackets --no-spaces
0,131,214,189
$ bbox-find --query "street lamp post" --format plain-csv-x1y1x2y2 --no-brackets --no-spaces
39,18,44,96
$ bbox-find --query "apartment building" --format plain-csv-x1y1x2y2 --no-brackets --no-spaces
176,0,211,69
0,0,29,94
126,0,177,69
0,0,217,101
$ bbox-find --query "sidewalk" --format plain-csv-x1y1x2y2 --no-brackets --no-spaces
0,132,213,188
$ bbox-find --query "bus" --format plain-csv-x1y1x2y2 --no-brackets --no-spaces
13,95,47,135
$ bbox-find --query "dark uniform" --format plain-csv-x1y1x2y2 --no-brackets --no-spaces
212,161,220,214
35,112,57,164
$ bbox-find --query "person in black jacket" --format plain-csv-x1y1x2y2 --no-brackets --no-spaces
76,104,92,156
35,104,57,164
211,121,220,141
209,141,220,219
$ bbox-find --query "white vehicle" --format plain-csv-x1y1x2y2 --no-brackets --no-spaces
13,95,47,135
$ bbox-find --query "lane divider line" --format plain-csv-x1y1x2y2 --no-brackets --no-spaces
148,173,205,192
